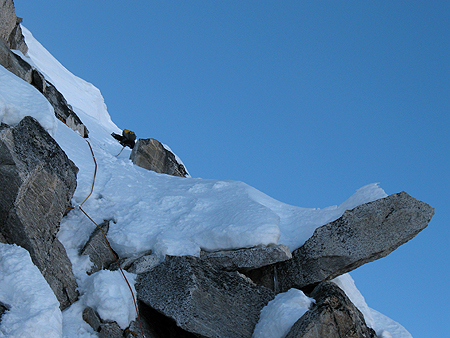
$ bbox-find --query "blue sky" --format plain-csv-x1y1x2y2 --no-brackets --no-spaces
14,1,449,337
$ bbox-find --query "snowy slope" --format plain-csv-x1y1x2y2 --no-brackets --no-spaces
0,25,411,338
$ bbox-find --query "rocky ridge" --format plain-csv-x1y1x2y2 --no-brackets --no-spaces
0,1,435,337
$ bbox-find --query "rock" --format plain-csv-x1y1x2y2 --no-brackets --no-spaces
80,219,117,274
0,0,27,54
285,282,377,338
0,38,32,82
31,69,89,137
136,255,275,338
273,192,434,293
99,321,123,338
0,116,78,309
0,34,88,138
125,301,198,338
82,306,102,332
0,301,10,319
83,306,124,338
130,138,188,177
201,244,292,272
127,253,160,274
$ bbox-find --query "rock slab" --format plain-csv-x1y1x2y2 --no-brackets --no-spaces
201,244,292,272
276,192,434,293
80,219,117,274
136,255,275,338
0,116,78,309
285,282,377,338
130,138,188,177
0,0,27,54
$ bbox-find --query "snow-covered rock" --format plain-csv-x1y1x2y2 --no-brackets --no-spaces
0,3,432,337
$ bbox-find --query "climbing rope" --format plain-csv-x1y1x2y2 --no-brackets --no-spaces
61,120,145,337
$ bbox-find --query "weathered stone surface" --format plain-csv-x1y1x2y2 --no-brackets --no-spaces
82,306,102,332
201,244,292,272
0,116,78,309
127,253,160,274
0,34,88,138
136,255,274,338
0,0,27,54
99,321,123,338
285,282,377,338
130,138,188,177
0,38,32,82
274,192,434,293
31,69,89,137
126,301,198,338
80,220,117,274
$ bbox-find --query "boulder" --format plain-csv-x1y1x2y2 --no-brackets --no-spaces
130,138,188,177
136,255,275,338
201,244,292,272
246,192,434,293
0,116,78,309
285,282,377,338
273,192,434,293
80,219,117,274
0,0,27,54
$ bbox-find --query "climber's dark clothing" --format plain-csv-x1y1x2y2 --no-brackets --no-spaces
111,129,136,149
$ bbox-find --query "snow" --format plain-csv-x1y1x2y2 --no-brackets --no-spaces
78,270,137,330
0,64,57,135
0,244,62,338
0,24,412,337
252,288,314,338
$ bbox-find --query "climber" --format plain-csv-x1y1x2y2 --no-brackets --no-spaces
111,129,136,149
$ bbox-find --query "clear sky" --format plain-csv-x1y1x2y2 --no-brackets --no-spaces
14,1,449,337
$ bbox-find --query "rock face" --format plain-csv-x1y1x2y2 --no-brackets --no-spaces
130,138,188,177
0,38,32,82
0,2,89,138
253,192,434,293
201,244,292,272
136,255,275,338
285,282,377,338
30,69,89,137
0,116,78,309
0,0,27,54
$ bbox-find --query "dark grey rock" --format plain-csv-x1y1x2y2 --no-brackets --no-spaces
125,301,198,338
130,138,188,177
285,282,377,338
0,116,78,309
0,301,10,320
136,255,274,338
30,69,89,138
201,244,292,272
0,35,88,138
80,220,117,274
82,306,101,332
98,321,123,338
0,38,32,82
0,0,27,54
274,192,434,293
